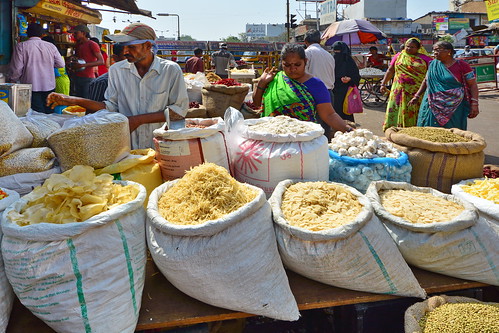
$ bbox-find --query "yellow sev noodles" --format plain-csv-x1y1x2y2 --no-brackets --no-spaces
281,182,362,231
461,178,499,204
158,163,258,225
379,189,464,224
8,165,139,226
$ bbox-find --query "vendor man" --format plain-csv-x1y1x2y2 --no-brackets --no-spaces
47,22,189,149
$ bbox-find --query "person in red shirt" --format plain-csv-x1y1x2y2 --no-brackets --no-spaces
366,46,388,70
184,48,204,74
90,37,109,76
68,25,104,98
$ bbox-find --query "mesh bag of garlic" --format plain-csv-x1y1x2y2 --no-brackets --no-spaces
366,180,499,286
328,129,411,193
268,179,427,298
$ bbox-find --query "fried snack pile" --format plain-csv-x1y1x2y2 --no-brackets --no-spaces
8,165,139,226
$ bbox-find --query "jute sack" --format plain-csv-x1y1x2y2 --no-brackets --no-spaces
269,179,426,298
147,181,299,321
366,180,499,286
385,127,486,193
0,188,19,332
202,84,249,118
404,295,498,333
451,178,499,228
1,181,147,333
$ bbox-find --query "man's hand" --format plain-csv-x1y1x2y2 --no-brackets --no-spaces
46,93,73,109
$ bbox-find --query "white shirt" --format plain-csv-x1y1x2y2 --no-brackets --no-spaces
305,43,335,90
104,56,189,149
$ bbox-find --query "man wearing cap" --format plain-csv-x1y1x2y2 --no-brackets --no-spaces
69,24,104,98
47,22,189,150
210,43,237,78
9,23,65,113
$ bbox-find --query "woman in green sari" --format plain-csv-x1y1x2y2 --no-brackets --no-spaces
252,43,350,133
380,38,432,131
414,41,479,130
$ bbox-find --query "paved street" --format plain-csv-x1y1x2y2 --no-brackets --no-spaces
351,88,499,165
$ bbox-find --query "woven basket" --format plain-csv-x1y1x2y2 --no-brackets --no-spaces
202,84,249,118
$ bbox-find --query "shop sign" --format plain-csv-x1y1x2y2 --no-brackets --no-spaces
24,0,101,24
449,18,470,30
467,35,487,47
433,15,449,31
471,63,496,83
485,0,499,23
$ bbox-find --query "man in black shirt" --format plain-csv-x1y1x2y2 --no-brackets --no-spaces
88,43,126,102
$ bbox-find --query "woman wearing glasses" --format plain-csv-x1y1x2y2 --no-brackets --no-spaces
413,41,479,130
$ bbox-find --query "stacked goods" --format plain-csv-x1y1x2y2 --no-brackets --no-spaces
147,163,299,321
329,129,411,193
48,110,131,171
0,101,33,157
269,180,426,298
21,116,61,147
405,295,499,333
452,178,499,226
366,181,499,286
202,81,249,117
153,118,230,181
385,127,486,193
225,111,329,197
0,187,19,332
1,165,147,333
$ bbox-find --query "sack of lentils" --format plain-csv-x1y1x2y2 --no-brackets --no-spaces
404,295,499,333
385,127,486,193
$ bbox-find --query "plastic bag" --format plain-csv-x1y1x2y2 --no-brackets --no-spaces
343,86,363,115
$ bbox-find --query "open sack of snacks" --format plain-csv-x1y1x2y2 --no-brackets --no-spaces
404,295,499,333
366,181,499,286
1,166,147,333
0,187,19,332
146,163,299,321
269,180,426,298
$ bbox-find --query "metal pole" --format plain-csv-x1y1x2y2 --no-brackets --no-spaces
157,13,180,40
287,0,290,42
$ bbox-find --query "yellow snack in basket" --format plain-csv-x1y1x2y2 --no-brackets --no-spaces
460,178,499,204
64,105,86,114
7,165,139,226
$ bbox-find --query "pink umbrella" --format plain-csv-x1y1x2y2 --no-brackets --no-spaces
321,19,387,46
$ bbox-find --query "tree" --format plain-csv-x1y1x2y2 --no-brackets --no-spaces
180,35,196,41
238,33,249,43
438,34,455,44
222,35,242,43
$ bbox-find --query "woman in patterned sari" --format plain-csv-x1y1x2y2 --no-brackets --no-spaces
253,43,351,134
380,38,432,131
415,41,479,130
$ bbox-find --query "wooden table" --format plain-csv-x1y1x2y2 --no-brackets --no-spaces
6,259,490,332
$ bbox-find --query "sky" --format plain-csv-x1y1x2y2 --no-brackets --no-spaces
89,0,451,41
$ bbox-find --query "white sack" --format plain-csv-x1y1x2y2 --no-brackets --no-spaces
153,118,230,181
451,178,499,227
269,180,426,298
366,180,499,286
0,167,61,196
224,108,328,197
1,181,147,333
147,181,299,321
0,188,19,333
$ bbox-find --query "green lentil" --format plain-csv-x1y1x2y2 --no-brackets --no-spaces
398,127,469,143
420,302,499,333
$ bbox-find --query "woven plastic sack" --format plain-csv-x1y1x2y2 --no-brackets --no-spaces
385,127,486,193
202,84,249,117
147,181,299,321
1,181,147,333
269,179,426,298
0,167,60,196
0,188,19,332
0,147,55,177
153,118,230,181
0,101,33,158
366,180,499,286
404,295,498,333
225,108,329,197
48,110,131,171
21,113,61,147
329,149,411,193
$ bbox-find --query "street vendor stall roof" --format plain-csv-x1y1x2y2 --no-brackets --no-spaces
82,0,152,16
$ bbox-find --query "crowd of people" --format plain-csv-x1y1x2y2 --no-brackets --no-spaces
8,22,484,152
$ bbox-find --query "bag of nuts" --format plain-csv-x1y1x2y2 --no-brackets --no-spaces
0,101,33,157
48,110,131,171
